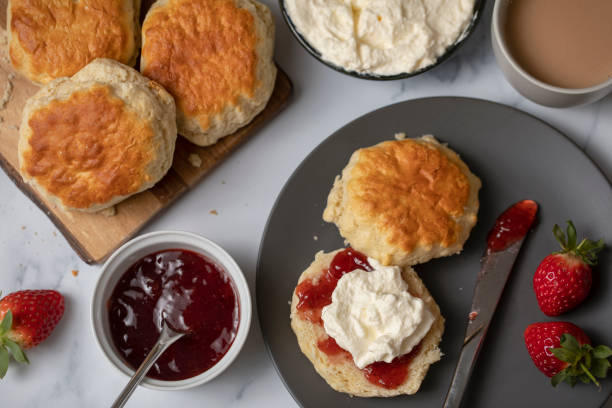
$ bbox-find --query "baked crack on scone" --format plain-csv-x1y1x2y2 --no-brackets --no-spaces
290,248,444,397
323,135,481,267
8,0,141,84
140,0,276,146
18,59,177,212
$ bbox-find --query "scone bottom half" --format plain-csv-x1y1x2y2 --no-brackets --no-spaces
323,135,482,267
17,59,177,213
289,248,444,397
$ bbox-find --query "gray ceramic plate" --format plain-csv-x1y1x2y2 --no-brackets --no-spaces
257,97,612,408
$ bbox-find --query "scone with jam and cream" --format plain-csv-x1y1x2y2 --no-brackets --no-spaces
289,248,444,397
323,135,481,267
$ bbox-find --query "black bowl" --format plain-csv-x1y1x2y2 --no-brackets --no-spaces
279,0,486,80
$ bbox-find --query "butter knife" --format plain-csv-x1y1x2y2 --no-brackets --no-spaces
443,199,538,408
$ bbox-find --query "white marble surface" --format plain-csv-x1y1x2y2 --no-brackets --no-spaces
1,1,610,407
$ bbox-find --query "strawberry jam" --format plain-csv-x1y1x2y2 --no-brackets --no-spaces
108,249,239,381
295,248,372,323
317,337,351,359
487,199,538,252
362,345,421,389
297,247,421,389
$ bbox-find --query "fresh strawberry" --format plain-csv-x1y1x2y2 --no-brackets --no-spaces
533,220,604,316
524,321,612,387
0,290,65,378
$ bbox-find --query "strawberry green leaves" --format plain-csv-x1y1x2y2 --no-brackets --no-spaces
0,309,30,379
553,221,605,266
0,347,8,379
550,334,611,388
4,338,28,364
0,310,11,334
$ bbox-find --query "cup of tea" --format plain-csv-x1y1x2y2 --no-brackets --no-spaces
491,0,612,108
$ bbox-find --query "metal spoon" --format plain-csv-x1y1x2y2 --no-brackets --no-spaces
111,320,186,408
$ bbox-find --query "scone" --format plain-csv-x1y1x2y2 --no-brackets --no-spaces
18,59,177,212
323,135,481,266
290,248,444,397
140,0,276,146
8,0,141,84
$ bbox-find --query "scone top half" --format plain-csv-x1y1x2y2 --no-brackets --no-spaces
323,135,481,267
140,0,276,146
18,59,177,212
8,0,141,84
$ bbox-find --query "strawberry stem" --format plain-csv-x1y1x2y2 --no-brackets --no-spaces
580,362,600,389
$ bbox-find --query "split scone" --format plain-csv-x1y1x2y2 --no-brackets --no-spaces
8,0,141,84
18,59,177,212
140,0,276,146
323,135,481,267
290,248,444,397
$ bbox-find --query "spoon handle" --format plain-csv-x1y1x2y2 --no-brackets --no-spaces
111,329,183,408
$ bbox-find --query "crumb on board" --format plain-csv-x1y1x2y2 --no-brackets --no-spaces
21,226,26,230
0,73,15,110
221,180,226,184
188,153,202,168
210,209,218,215
53,231,57,237
100,206,116,217
394,132,406,140
313,235,318,241
71,269,79,277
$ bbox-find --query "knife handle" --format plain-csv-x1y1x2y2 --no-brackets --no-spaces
443,324,486,408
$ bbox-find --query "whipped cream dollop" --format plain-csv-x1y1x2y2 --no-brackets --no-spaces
321,258,434,369
284,0,475,76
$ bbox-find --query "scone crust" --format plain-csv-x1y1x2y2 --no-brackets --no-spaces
18,59,177,212
140,0,276,146
323,135,481,266
290,249,445,397
8,0,141,84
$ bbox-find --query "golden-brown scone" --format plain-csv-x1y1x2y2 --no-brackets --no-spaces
290,249,444,397
18,59,177,212
140,0,276,146
7,0,141,84
323,135,481,267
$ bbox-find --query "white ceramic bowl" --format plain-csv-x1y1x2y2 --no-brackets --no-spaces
91,231,252,390
491,0,612,108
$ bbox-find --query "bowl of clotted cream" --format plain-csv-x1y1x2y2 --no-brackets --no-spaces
281,0,485,80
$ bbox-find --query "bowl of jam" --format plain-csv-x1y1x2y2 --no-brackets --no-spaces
91,231,251,390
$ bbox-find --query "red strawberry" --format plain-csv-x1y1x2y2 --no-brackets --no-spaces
533,221,604,316
524,322,612,387
0,290,65,378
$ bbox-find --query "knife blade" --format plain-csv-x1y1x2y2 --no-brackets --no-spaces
443,199,538,408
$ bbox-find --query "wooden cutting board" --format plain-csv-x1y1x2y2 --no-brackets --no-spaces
0,2,292,264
